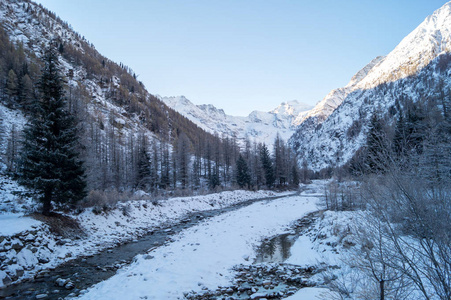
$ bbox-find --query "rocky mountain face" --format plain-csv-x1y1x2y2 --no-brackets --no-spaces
289,1,451,171
161,96,313,146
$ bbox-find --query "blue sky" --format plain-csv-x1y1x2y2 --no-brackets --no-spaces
35,0,448,116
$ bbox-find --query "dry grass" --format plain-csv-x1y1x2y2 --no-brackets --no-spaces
30,212,86,239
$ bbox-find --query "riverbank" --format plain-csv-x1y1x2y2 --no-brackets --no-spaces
0,189,291,289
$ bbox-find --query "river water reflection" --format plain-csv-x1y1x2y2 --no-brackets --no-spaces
255,233,298,263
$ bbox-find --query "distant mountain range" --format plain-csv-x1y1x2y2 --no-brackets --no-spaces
160,96,313,146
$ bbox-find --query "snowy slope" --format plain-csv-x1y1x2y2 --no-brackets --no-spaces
0,0,159,141
161,96,313,146
290,1,451,170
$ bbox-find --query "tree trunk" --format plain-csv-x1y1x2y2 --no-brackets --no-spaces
42,190,52,216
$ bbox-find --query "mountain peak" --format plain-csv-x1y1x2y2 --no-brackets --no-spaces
290,1,451,171
353,1,451,90
161,96,313,146
270,100,313,117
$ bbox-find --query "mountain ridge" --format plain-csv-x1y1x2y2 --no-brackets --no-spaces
160,95,313,146
290,1,451,170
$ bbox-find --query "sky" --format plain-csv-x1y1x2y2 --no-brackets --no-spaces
34,0,449,116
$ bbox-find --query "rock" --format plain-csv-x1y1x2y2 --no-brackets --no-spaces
64,281,75,290
36,247,52,264
16,248,38,269
0,270,12,286
250,292,268,299
15,267,24,277
38,257,50,264
35,294,48,299
22,233,36,242
10,239,23,251
262,280,271,287
55,278,67,287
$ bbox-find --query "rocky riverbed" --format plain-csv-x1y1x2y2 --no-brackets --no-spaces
183,211,328,300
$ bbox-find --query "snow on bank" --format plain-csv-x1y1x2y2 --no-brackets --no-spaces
0,214,41,236
285,287,330,299
0,189,288,287
74,190,286,256
77,194,319,300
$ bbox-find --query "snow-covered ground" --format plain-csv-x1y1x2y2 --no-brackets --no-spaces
0,214,41,236
286,287,330,299
0,188,290,287
76,188,322,299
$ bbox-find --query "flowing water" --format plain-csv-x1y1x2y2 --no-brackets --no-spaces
0,193,298,300
255,210,323,264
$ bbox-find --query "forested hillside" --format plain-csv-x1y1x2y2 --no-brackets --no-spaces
0,0,300,216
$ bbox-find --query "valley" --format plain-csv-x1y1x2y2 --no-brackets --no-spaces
0,0,450,299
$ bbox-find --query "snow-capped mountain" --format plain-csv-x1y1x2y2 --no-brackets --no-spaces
290,1,451,170
161,96,313,146
298,56,385,127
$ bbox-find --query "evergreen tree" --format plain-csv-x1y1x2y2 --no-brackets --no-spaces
18,47,86,215
236,154,250,189
209,172,220,190
404,104,425,156
18,74,34,111
135,134,152,190
6,69,18,100
365,113,387,173
260,143,275,188
392,113,407,159
175,133,191,189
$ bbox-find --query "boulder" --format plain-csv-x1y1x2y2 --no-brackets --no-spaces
64,281,75,290
16,248,38,269
10,239,23,251
55,277,67,287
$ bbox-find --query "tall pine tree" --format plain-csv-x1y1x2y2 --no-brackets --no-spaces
365,112,387,173
260,143,275,188
18,46,86,215
236,154,250,189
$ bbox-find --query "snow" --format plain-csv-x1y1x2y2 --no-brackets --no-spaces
16,248,39,269
73,190,285,257
160,95,313,146
285,287,330,299
0,214,41,236
0,188,292,286
291,1,451,170
284,235,322,267
77,193,320,300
